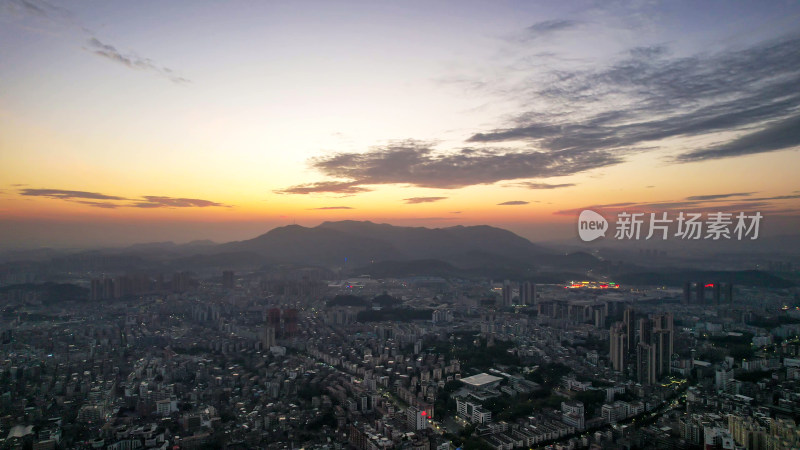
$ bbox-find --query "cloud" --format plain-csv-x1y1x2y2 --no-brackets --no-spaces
75,201,121,209
554,201,665,216
498,200,529,206
675,115,800,162
306,140,619,189
19,188,228,209
686,193,754,201
508,182,576,189
2,0,69,20
279,33,800,195
746,194,800,201
553,193,797,216
309,206,354,210
523,19,581,40
5,0,47,16
601,202,637,207
86,37,190,84
274,181,372,195
9,184,28,187
19,188,127,200
5,2,189,84
467,33,800,164
404,197,447,204
132,196,226,208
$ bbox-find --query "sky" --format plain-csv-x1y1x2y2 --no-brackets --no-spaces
1,0,799,249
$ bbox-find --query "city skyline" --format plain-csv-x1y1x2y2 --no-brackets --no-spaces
2,0,800,248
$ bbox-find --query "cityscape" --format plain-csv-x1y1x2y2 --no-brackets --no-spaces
0,221,798,449
2,1,800,449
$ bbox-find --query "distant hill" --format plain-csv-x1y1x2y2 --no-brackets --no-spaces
0,221,601,280
318,220,550,261
217,223,403,266
216,221,560,269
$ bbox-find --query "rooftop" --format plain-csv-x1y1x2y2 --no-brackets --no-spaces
460,373,502,387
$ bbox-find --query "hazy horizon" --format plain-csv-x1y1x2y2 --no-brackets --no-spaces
2,217,800,257
0,217,581,251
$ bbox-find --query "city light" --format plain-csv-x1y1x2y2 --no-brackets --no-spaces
565,281,620,289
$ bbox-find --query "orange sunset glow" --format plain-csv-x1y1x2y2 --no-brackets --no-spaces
1,1,799,249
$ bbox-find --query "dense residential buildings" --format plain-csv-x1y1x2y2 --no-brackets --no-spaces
0,256,798,450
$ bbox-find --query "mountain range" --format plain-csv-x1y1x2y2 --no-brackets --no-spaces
1,221,794,286
0,221,600,279
217,220,560,268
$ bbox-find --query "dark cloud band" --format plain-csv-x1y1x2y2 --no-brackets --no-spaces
404,197,447,204
307,141,619,189
19,189,227,209
498,200,529,206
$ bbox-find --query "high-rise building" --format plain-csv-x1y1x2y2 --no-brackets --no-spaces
626,312,675,383
685,281,732,305
715,369,734,393
623,308,636,353
713,282,722,304
696,282,706,303
638,317,653,347
610,322,627,372
653,313,674,370
636,342,657,385
265,308,298,338
283,309,298,336
654,312,673,332
521,281,535,306
90,279,103,301
261,326,276,349
502,280,512,307
637,313,674,379
594,308,606,328
652,330,672,377
406,405,429,431
683,282,692,304
728,415,767,450
102,278,114,300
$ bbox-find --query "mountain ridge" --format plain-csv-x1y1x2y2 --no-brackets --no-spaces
215,220,554,268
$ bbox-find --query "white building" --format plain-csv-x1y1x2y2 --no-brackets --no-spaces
456,398,492,424
561,401,585,430
406,405,429,431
